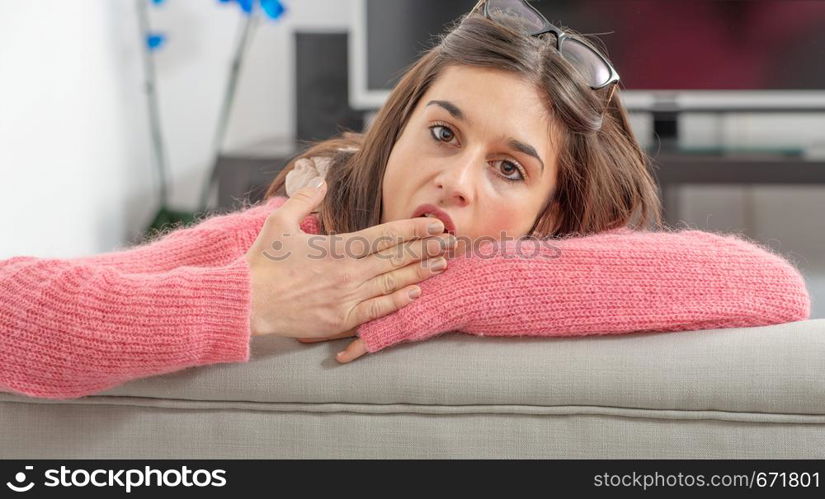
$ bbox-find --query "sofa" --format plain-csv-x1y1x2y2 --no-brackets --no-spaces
1,318,824,459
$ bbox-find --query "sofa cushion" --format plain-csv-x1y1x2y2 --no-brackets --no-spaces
1,319,824,458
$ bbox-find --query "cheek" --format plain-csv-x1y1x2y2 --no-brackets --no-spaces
381,157,406,221
473,206,526,239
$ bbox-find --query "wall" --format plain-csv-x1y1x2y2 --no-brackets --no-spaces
0,1,150,257
0,0,352,258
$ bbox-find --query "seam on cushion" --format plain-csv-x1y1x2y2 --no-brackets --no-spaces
3,398,825,425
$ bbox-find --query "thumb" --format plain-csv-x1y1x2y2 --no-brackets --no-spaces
274,176,326,229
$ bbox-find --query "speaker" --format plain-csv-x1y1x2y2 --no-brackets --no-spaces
295,31,364,143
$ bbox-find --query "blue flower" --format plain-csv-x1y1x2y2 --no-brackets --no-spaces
236,0,254,14
145,32,167,51
260,0,286,20
144,0,286,52
217,0,286,20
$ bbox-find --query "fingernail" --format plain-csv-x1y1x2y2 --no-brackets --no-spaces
408,287,421,299
428,221,445,234
308,176,324,189
336,351,346,359
429,257,447,271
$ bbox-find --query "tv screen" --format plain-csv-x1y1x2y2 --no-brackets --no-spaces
350,0,825,110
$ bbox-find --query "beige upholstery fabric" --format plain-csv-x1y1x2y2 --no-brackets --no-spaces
2,319,824,458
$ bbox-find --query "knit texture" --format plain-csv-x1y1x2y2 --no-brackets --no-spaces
355,228,811,353
0,195,315,400
0,193,811,399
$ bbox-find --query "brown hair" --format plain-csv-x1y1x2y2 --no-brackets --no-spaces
264,6,663,238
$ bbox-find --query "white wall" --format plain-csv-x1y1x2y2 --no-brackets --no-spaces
0,0,822,317
0,1,150,257
0,0,352,258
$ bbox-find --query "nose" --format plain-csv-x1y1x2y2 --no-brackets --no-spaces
434,153,478,206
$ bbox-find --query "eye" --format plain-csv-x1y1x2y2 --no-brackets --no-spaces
493,159,526,183
428,123,457,145
428,121,527,183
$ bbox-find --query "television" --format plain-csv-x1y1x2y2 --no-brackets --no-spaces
349,0,825,137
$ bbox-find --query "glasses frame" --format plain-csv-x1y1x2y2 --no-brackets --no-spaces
475,0,620,103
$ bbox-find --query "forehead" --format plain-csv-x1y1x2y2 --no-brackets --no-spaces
418,64,559,156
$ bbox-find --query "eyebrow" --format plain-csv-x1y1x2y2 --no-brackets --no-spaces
425,99,545,174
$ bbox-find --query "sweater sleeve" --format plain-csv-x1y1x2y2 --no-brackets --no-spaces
356,228,812,353
0,254,255,400
0,196,291,400
66,196,288,273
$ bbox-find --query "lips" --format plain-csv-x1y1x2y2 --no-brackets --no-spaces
411,204,456,235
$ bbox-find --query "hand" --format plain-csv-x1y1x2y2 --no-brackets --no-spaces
244,176,456,342
336,337,368,363
296,332,368,363
285,157,331,201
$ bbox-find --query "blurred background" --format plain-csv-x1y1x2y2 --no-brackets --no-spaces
0,0,823,317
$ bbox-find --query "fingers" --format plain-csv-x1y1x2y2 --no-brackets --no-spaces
336,217,447,258
347,282,423,326
339,235,455,340
296,327,358,343
267,176,326,231
295,331,369,364
362,233,456,280
336,338,368,363
360,253,448,300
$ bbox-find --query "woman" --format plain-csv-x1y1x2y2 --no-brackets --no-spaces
265,0,810,360
0,0,810,399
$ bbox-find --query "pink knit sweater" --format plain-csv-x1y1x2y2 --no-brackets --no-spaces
0,195,811,400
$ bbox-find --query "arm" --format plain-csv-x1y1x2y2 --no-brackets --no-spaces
0,253,254,400
66,196,289,273
0,195,322,399
356,229,811,353
0,195,302,400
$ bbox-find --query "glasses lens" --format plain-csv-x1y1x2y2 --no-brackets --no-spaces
486,0,545,33
561,38,612,88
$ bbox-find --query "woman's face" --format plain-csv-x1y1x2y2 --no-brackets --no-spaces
381,64,559,258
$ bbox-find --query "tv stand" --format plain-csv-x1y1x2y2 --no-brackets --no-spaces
643,103,825,227
650,148,825,228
